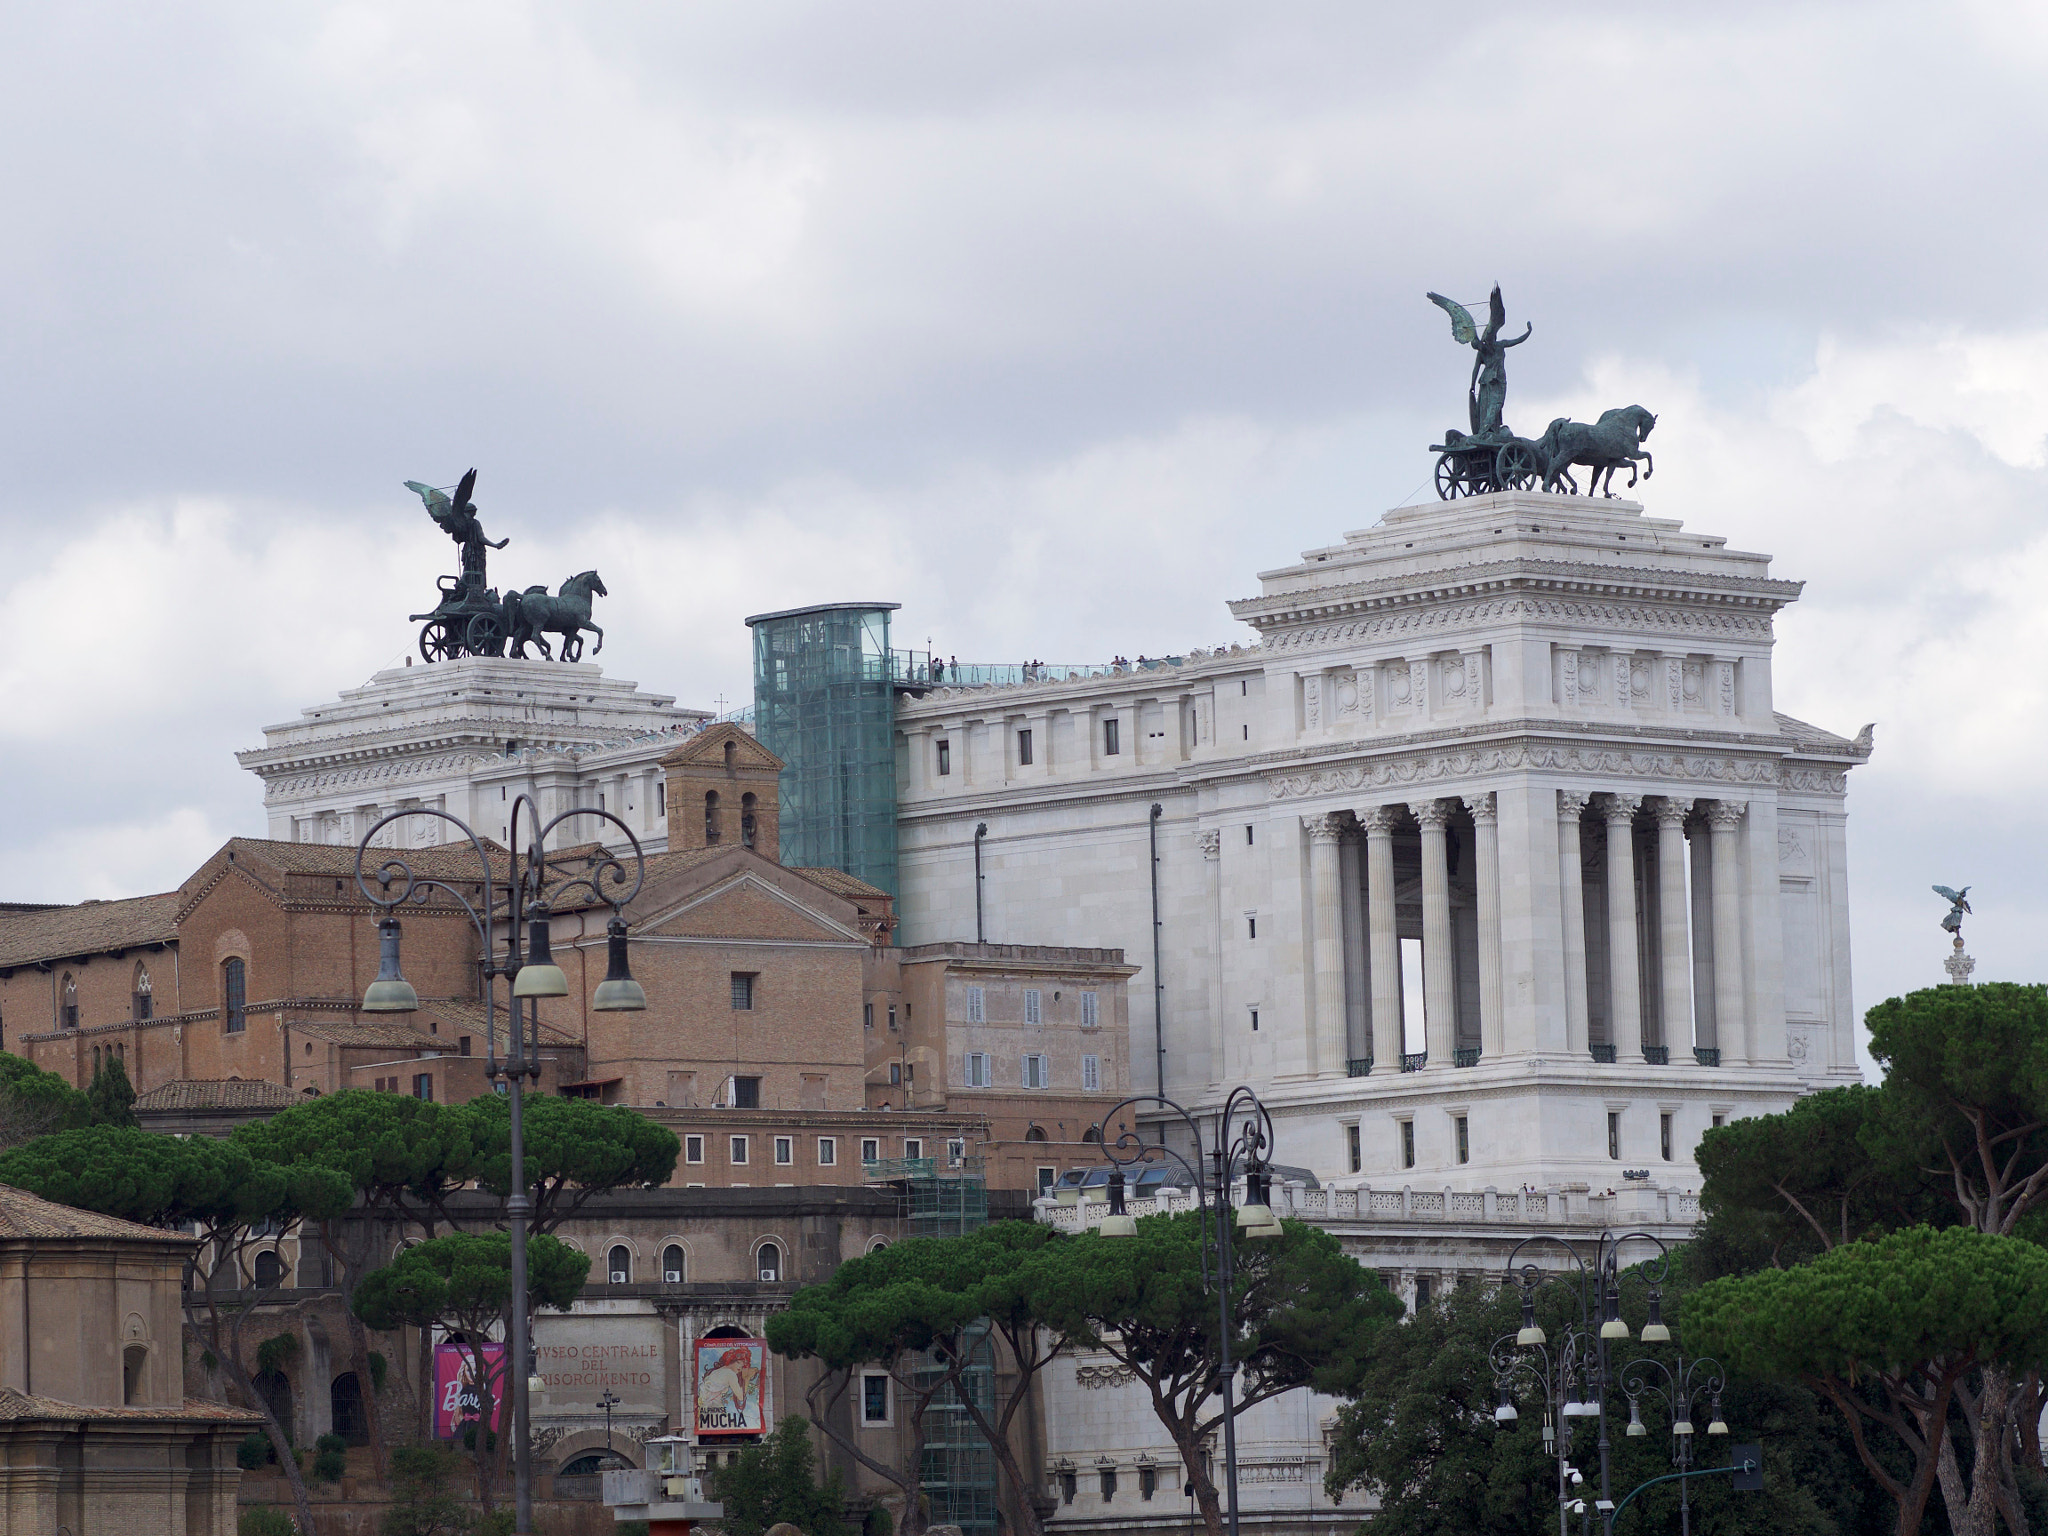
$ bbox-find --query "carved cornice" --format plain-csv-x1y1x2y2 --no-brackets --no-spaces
1268,743,1800,803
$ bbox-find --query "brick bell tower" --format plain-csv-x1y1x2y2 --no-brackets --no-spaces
661,723,784,860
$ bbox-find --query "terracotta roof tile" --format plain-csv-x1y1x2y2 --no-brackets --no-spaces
218,836,513,883
0,892,179,969
794,867,891,901
0,1184,193,1243
133,1079,302,1112
287,1018,441,1048
422,998,581,1048
0,1387,263,1423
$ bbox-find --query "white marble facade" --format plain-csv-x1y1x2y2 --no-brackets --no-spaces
894,492,1869,1194
238,657,709,853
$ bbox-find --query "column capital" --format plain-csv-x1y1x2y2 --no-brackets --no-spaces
1705,798,1749,829
1360,805,1404,835
1408,798,1453,829
1601,792,1643,823
1301,812,1347,844
1464,792,1498,825
1557,789,1592,820
1196,828,1222,860
1651,795,1693,828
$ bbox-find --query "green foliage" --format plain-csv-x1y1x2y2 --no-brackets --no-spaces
235,1089,483,1229
0,1051,90,1146
367,1350,388,1392
616,1524,651,1536
864,1505,892,1536
86,1053,138,1127
351,1230,590,1336
464,1092,679,1232
315,1432,348,1455
312,1445,348,1484
473,1513,515,1536
1690,1225,2048,1386
256,1332,301,1376
382,1445,473,1536
710,1414,853,1536
238,1431,275,1470
238,1508,299,1536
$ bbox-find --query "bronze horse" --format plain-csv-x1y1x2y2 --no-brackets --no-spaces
505,570,607,662
1537,405,1657,497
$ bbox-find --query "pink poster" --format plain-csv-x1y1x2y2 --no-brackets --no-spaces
433,1342,507,1439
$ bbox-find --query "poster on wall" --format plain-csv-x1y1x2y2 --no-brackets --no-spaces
693,1338,767,1437
433,1342,507,1439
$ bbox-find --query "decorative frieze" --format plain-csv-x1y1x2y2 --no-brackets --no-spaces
1268,744,1785,801
1259,595,1776,654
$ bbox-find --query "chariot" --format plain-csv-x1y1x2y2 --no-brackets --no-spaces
1427,426,1544,500
409,574,509,663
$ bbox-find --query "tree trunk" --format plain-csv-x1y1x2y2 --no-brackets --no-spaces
1962,1368,2016,1536
805,1369,929,1536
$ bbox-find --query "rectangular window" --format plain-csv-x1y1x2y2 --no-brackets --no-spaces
1415,1275,1433,1308
1024,989,1042,1026
731,973,756,1010
862,1374,890,1424
1017,729,1033,766
861,1137,880,1164
685,1135,705,1164
1347,1124,1362,1174
965,985,985,1023
1080,991,1099,1028
888,1004,898,1031
1140,1467,1156,1501
1247,916,1257,939
133,991,151,1022
1250,1008,1259,1032
964,1052,990,1088
730,1135,749,1165
864,1003,873,1031
903,1138,923,1160
937,740,951,776
1037,1166,1056,1196
818,1137,837,1166
1456,1115,1470,1165
1660,1113,1673,1161
1081,1054,1101,1092
458,1035,471,1056
731,1075,761,1109
1100,1468,1117,1501
1711,1112,1725,1129
1245,824,1254,845
1607,1111,1621,1161
774,1136,793,1165
1023,1053,1048,1090
223,957,246,1034
1103,717,1120,755
657,782,666,816
413,1073,434,1102
1400,1119,1416,1169
1061,1473,1076,1505
946,1138,966,1165
889,1062,901,1085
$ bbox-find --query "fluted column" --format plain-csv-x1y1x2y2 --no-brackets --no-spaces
1200,829,1223,1084
1466,793,1502,1059
1707,799,1748,1065
1654,797,1693,1059
1339,832,1369,1066
1410,799,1455,1067
1304,813,1347,1078
1557,792,1592,1056
1363,807,1402,1071
1602,794,1645,1063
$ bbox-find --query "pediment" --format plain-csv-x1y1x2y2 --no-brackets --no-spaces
639,869,866,946
660,722,784,773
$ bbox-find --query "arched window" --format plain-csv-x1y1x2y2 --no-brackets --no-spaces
254,1250,287,1289
254,1369,293,1431
1025,1125,1049,1143
59,973,78,1030
662,1244,685,1284
704,791,721,845
132,963,152,1022
740,793,757,849
608,1245,631,1284
92,1045,101,1074
331,1372,367,1444
123,1344,147,1405
723,739,736,770
1083,1125,1104,1146
757,1243,781,1282
222,957,247,1034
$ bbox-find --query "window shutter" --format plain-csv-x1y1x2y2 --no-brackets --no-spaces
1082,1054,1101,1091
1080,991,1099,1027
1024,989,1041,1026
966,986,985,1023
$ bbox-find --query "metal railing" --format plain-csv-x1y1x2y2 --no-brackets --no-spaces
890,653,1190,690
1693,1046,1721,1067
1346,1058,1373,1077
1643,1045,1670,1065
1589,1043,1617,1064
1454,1047,1481,1068
1401,1052,1429,1072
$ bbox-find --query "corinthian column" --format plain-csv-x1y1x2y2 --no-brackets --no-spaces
1557,792,1591,1056
1654,797,1694,1060
1467,793,1502,1060
1410,799,1455,1067
1304,813,1347,1078
1363,806,1402,1071
1602,794,1644,1063
1707,799,1748,1065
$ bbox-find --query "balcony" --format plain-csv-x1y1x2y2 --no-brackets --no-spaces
1643,1045,1670,1065
1453,1048,1481,1068
1694,1047,1721,1067
1589,1044,1617,1064
1346,1058,1373,1077
1400,1052,1428,1072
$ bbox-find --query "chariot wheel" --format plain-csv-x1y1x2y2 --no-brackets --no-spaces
1496,440,1541,491
1434,454,1465,500
419,619,461,664
466,613,506,657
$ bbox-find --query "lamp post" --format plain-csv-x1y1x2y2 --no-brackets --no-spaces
597,1387,622,1455
1490,1323,1603,1536
1092,1085,1282,1536
355,799,648,1535
1497,1231,1673,1536
1617,1353,1727,1536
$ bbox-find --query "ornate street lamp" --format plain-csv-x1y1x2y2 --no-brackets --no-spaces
1090,1085,1277,1536
1618,1353,1728,1536
355,799,647,1535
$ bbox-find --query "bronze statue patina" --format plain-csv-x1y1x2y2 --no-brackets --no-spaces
402,470,610,664
1933,885,1972,936
1428,285,1530,439
1536,406,1657,497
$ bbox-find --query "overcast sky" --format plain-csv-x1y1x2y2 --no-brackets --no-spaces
2,2,2042,1054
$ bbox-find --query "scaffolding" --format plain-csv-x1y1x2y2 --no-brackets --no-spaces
864,1156,990,1239
747,602,901,898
